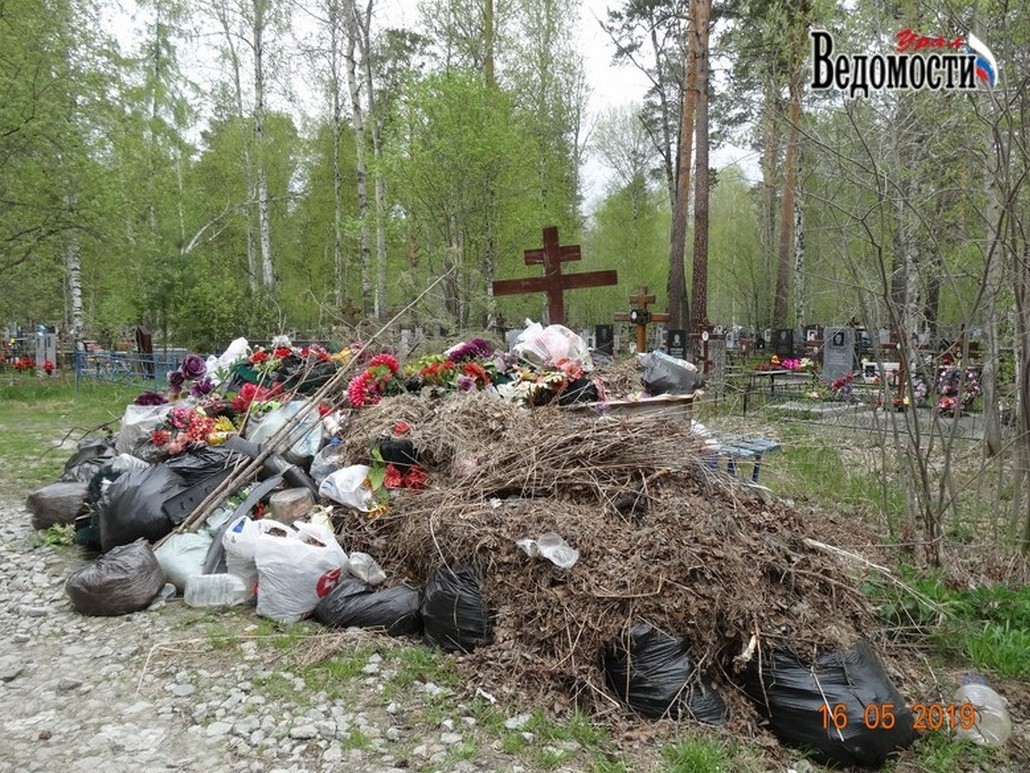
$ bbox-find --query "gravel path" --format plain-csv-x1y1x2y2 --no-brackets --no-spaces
0,503,575,773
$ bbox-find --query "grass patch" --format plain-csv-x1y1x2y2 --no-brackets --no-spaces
658,736,730,773
0,375,139,498
865,568,1030,679
902,731,999,773
382,644,461,692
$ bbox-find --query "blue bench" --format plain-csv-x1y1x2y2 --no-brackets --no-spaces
706,438,782,483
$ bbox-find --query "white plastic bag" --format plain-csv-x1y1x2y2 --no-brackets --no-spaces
204,336,249,385
319,464,376,511
254,521,348,623
245,400,323,463
221,516,294,598
513,321,593,371
116,404,172,454
155,531,213,592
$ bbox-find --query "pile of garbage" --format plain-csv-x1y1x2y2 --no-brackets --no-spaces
26,325,920,769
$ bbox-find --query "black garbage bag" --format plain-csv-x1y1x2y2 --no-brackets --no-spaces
65,538,167,616
741,640,917,769
377,437,420,470
421,563,493,653
557,378,600,406
26,481,90,530
603,623,727,723
59,438,117,483
164,445,239,485
641,353,701,396
315,578,422,637
98,463,188,552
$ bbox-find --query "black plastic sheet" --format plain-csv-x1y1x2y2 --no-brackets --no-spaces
741,640,917,769
421,563,493,653
97,463,187,552
603,623,727,723
640,353,701,396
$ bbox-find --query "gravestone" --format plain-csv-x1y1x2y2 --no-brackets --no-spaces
821,327,855,382
773,328,795,359
35,331,56,371
667,329,687,359
594,324,614,355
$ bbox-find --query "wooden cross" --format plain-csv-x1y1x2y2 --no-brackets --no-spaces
615,286,670,353
492,226,618,325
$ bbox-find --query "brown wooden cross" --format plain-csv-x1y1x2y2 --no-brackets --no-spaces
615,286,670,352
492,226,618,325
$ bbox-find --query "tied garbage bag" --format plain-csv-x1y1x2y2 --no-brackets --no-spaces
222,516,295,599
640,351,701,396
116,403,172,458
421,563,493,653
314,578,422,637
741,640,917,769
59,438,117,483
97,463,188,552
155,531,214,592
26,481,89,530
65,538,167,616
603,623,726,723
254,521,348,623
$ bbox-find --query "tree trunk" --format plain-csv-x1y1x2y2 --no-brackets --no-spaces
252,0,274,289
484,0,495,89
792,149,805,327
328,1,346,308
760,86,781,328
772,67,801,328
666,17,698,331
343,0,371,315
215,4,258,291
689,0,710,331
65,193,83,339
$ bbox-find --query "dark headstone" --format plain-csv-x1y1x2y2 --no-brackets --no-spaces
773,329,795,359
666,329,686,359
595,324,614,355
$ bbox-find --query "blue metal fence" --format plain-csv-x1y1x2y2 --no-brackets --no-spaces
74,350,192,389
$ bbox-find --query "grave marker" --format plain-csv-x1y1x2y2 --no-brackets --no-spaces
594,324,614,355
492,226,618,325
773,328,795,359
614,286,669,352
821,326,855,382
667,329,687,359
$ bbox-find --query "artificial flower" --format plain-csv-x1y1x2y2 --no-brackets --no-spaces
180,354,207,380
383,463,404,489
189,376,215,398
134,390,168,406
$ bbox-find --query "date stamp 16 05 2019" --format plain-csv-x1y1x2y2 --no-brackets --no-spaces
819,702,977,732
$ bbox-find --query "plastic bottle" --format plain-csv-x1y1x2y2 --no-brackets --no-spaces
309,438,344,488
953,675,1012,747
184,573,252,608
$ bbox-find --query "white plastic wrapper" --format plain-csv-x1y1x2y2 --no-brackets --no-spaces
318,465,376,511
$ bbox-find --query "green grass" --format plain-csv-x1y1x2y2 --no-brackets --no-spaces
865,568,1030,679
0,374,139,498
894,731,1000,773
658,737,730,773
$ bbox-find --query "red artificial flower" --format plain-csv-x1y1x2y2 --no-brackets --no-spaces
463,361,491,385
274,347,292,359
317,401,333,417
368,352,400,374
383,464,404,489
250,350,269,364
393,421,410,436
404,466,428,490
151,429,172,446
43,359,55,375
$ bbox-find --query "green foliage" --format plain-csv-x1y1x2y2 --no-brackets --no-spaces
864,568,1030,679
658,736,730,773
29,523,76,548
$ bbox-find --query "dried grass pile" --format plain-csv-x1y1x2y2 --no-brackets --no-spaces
329,390,877,724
